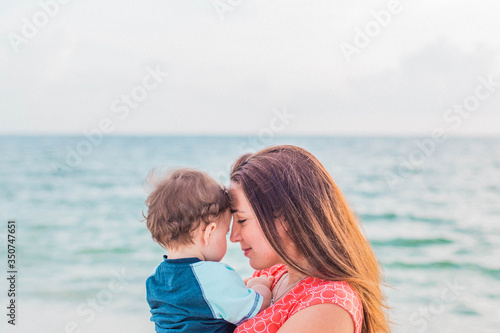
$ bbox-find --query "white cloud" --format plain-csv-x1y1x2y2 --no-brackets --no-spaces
1,0,499,135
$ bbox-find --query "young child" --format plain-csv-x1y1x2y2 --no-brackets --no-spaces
144,168,273,333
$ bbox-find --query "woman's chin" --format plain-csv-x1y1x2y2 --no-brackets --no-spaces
249,258,275,271
248,258,262,270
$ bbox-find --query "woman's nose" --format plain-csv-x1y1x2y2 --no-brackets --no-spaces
230,221,241,243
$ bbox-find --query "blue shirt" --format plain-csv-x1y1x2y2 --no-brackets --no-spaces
146,257,263,333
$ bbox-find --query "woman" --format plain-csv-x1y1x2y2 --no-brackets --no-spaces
229,145,389,333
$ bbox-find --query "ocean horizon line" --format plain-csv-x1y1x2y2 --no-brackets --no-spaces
1,133,500,139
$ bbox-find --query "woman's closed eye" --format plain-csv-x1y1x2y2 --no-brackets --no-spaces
237,219,247,224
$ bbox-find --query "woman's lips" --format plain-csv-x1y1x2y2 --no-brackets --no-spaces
243,248,252,257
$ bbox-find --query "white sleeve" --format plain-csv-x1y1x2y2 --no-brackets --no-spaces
191,261,263,325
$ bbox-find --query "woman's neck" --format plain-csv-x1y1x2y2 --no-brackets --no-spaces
285,265,306,284
270,265,307,305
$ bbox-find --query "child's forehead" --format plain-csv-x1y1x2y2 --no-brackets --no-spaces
218,212,232,226
219,208,232,218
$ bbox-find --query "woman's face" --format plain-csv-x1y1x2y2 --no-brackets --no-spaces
229,183,281,270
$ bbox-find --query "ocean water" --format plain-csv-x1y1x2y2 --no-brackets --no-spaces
1,135,499,333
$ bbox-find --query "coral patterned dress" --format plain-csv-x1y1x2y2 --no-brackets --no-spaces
234,264,363,333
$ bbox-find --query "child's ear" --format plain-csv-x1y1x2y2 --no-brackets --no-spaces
202,222,217,245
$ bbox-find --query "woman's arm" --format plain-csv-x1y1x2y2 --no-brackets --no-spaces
277,304,355,333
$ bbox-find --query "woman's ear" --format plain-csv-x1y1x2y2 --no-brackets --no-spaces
202,222,217,245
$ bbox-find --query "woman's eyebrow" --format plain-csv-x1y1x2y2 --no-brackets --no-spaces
230,208,248,214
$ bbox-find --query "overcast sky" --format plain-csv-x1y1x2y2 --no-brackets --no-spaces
1,0,499,136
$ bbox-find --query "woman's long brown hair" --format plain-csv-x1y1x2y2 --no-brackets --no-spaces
231,145,390,333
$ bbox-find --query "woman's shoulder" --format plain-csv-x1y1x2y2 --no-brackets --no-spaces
288,278,363,332
251,264,287,279
296,277,360,300
237,270,363,333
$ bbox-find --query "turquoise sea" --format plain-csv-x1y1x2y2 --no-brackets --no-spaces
1,136,499,332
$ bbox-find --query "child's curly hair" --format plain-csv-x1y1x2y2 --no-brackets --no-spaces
143,168,230,249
